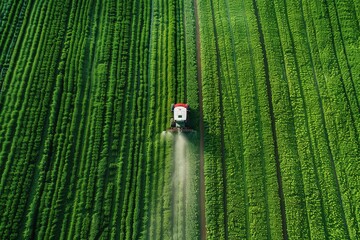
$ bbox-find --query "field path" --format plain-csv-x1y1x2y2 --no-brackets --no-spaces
193,0,206,238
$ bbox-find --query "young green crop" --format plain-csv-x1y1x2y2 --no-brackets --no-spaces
1,0,360,239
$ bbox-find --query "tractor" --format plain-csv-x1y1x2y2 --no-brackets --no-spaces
168,103,193,133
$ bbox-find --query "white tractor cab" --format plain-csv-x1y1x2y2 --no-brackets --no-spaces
169,103,193,132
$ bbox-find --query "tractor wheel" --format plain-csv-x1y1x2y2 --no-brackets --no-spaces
170,118,175,127
171,104,174,112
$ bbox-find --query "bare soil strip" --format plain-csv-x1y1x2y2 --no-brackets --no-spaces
252,1,288,239
193,0,206,238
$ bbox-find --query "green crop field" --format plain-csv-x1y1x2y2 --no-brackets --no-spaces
0,0,359,239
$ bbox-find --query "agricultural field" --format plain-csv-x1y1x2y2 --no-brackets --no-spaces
0,0,359,239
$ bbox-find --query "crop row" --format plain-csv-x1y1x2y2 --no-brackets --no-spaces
196,0,360,238
302,0,360,237
0,0,201,239
0,0,29,95
0,0,73,238
145,0,200,239
2,0,358,238
197,0,285,238
270,0,360,238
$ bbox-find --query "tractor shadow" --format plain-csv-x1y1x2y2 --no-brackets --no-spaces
186,104,221,154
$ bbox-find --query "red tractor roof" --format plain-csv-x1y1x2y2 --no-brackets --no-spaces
174,103,188,108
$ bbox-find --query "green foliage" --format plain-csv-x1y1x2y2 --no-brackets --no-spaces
0,0,359,239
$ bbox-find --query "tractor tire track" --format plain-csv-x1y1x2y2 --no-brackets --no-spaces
224,0,250,238
239,0,270,236
208,0,229,238
324,0,360,153
193,0,206,239
323,1,360,235
252,1,289,239
303,0,353,236
332,0,360,119
299,0,347,237
285,0,330,237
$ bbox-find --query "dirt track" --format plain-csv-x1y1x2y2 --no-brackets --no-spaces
193,0,206,239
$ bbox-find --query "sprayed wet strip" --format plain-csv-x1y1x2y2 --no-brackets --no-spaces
172,133,189,238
